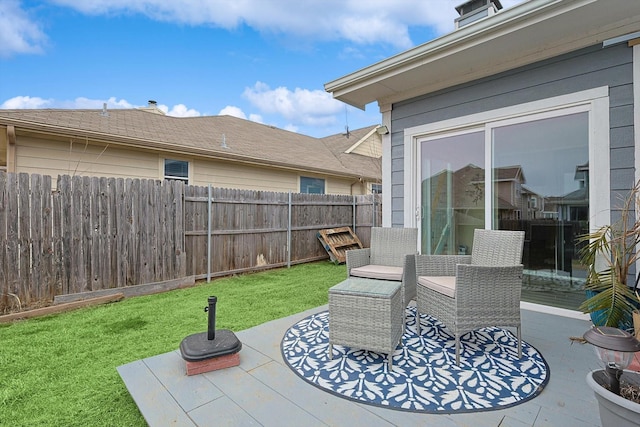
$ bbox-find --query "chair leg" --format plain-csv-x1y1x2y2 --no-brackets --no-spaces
402,310,406,335
455,336,460,366
387,353,393,371
415,308,421,335
328,343,333,360
517,326,522,358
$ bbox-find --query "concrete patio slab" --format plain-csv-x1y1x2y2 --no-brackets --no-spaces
118,304,602,426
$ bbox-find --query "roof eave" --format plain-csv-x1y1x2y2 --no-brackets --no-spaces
3,119,375,181
324,0,640,109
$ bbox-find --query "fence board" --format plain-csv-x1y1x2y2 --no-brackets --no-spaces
29,174,42,301
41,175,53,300
128,178,140,286
0,172,6,308
58,175,72,295
70,176,84,294
172,180,185,277
18,173,31,304
5,173,19,307
90,177,101,290
107,177,117,288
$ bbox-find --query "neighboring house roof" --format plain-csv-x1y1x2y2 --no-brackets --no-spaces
0,108,380,181
495,166,525,183
325,0,640,109
546,186,589,206
320,126,381,183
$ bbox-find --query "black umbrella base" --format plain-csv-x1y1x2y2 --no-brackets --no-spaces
180,329,242,375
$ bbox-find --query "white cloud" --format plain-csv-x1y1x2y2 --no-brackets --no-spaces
1,96,52,109
283,124,298,133
248,113,263,124
243,82,343,127
0,0,48,57
45,0,526,50
219,106,264,125
219,105,246,119
0,95,137,110
60,96,135,109
163,103,200,117
1,0,529,57
0,95,205,119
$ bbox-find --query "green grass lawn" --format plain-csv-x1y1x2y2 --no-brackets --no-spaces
0,261,346,426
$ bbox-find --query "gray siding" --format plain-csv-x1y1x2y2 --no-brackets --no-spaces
390,42,634,227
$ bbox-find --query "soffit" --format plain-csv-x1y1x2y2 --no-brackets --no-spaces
325,0,640,109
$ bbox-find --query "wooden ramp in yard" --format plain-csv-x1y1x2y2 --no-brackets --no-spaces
317,227,363,264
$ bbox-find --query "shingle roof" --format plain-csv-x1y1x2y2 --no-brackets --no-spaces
320,127,381,183
0,108,380,180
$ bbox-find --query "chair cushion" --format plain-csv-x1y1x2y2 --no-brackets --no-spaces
418,276,456,298
350,265,403,281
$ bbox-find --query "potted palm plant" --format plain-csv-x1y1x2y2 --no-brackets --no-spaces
578,180,640,332
579,181,640,426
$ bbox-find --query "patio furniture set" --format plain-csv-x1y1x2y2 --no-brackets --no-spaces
327,227,525,370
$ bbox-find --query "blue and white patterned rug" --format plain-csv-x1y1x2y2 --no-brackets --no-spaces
281,307,549,413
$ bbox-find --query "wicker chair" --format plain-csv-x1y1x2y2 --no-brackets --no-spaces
346,227,418,308
415,229,525,365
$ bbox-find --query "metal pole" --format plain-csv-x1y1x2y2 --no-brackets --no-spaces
287,191,292,268
206,296,217,340
207,184,212,282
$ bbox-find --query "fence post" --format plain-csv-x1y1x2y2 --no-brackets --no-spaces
207,184,212,282
372,194,376,228
287,191,292,268
352,195,356,234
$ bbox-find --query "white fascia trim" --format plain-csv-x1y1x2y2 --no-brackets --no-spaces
381,109,392,227
405,87,608,136
635,43,640,206
345,127,378,154
325,0,572,100
521,302,590,321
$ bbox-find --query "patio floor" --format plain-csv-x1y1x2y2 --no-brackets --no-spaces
118,304,602,427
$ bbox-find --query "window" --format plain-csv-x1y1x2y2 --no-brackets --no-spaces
164,159,189,183
372,184,382,194
300,177,325,194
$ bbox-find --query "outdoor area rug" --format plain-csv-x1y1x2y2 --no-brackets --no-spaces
281,307,549,413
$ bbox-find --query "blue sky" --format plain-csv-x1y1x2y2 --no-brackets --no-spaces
1,0,524,138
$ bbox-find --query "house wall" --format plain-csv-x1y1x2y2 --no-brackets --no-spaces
194,159,359,194
14,134,159,180
11,133,366,195
389,42,634,227
351,133,382,158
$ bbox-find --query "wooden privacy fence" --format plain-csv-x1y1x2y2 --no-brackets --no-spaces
0,172,185,312
0,171,381,312
184,186,381,280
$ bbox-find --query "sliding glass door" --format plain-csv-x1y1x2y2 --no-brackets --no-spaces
420,130,485,255
418,108,590,310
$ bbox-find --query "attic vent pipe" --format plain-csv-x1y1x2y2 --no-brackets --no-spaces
148,100,157,107
101,102,109,117
455,0,502,29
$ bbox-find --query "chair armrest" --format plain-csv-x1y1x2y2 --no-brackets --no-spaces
455,264,523,305
415,254,471,276
346,248,371,275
